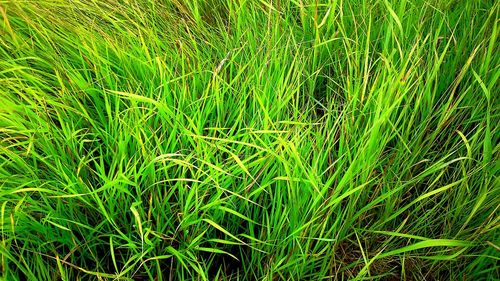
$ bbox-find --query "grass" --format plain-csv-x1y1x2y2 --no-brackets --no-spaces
0,0,498,280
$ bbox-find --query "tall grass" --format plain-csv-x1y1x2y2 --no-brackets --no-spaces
0,0,498,280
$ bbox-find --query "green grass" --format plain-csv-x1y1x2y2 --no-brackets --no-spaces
0,0,498,280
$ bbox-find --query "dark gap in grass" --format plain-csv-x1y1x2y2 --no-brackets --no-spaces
312,76,329,119
302,65,342,120
201,244,246,279
334,240,434,281
201,1,230,30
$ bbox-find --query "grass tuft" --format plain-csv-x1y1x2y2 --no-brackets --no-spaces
0,0,499,280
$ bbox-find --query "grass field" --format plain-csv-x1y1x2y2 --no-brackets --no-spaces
0,0,499,280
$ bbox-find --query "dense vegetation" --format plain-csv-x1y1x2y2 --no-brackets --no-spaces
0,0,498,280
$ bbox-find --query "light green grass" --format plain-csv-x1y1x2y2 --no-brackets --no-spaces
0,0,499,280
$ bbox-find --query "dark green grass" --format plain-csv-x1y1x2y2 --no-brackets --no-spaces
0,0,499,280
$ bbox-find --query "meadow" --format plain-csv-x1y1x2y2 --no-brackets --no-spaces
0,0,499,280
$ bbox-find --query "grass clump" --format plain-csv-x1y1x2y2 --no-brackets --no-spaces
0,0,499,280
